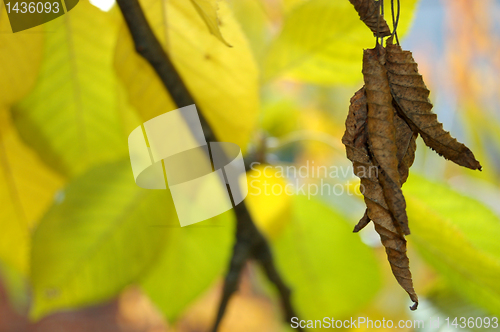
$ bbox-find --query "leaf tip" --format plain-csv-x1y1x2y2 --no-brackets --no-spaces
409,301,418,311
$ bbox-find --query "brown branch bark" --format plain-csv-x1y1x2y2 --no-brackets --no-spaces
114,0,301,330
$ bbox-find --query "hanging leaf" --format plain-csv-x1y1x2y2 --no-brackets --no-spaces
342,86,418,309
394,104,418,184
348,0,391,37
189,0,232,47
363,45,409,235
385,40,482,171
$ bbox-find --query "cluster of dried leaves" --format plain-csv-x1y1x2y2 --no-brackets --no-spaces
344,0,482,310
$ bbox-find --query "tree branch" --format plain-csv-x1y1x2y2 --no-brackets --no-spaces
115,0,302,330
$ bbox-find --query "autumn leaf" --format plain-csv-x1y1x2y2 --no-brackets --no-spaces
348,0,391,37
393,104,418,184
349,103,417,233
342,86,418,310
385,40,482,171
363,45,410,235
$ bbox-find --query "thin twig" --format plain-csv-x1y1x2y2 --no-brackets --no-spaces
115,0,301,330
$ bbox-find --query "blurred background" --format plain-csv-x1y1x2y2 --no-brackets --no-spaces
1,0,500,331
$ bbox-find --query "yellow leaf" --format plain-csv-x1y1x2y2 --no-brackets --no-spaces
245,164,291,239
0,7,43,106
114,0,259,151
190,0,231,47
0,109,64,275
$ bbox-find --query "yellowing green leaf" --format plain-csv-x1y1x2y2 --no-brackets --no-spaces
141,211,234,321
114,0,259,151
14,1,132,177
272,196,381,318
0,6,43,106
263,0,419,85
30,160,173,320
0,109,63,276
190,0,231,46
406,175,500,315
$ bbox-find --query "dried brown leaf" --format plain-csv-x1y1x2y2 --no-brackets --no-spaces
349,0,392,37
342,87,419,309
353,210,371,233
363,45,410,235
394,103,418,184
385,40,482,171
351,111,416,233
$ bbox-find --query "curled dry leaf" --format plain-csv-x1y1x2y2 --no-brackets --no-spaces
343,6,481,312
348,0,392,37
351,110,417,232
385,40,482,171
342,87,419,309
363,45,410,235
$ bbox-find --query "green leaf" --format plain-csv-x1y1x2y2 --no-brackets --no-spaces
405,174,500,316
14,1,133,177
141,211,234,322
263,0,419,85
30,159,173,320
272,196,382,319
